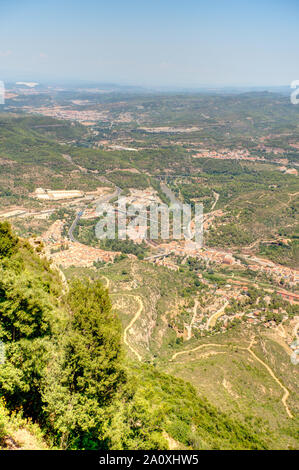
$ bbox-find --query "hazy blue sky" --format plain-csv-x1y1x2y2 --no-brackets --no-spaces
0,0,298,87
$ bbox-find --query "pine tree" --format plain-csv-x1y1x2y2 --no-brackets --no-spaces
42,279,126,448
0,222,18,259
65,279,125,402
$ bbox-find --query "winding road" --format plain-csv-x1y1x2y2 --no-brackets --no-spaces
210,191,219,211
244,338,293,419
62,159,295,418
103,276,143,361
68,186,122,242
101,275,110,289
123,295,144,362
207,301,229,329
171,343,225,361
186,299,199,340
68,209,84,242
170,336,293,419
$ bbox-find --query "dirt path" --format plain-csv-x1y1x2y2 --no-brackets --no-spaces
122,294,144,362
245,237,279,250
170,343,225,361
52,263,69,297
246,238,261,250
101,275,110,289
210,191,219,211
272,196,290,209
186,299,199,340
287,191,299,205
266,328,293,357
207,301,229,329
170,336,293,418
277,323,286,339
293,319,299,339
241,337,293,419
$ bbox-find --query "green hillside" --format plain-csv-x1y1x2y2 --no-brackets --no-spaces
0,221,269,450
0,114,101,208
63,258,299,450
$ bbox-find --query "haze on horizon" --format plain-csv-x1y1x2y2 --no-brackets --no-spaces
0,0,299,88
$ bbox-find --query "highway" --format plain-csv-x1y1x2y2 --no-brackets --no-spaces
68,210,84,242
68,186,122,242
